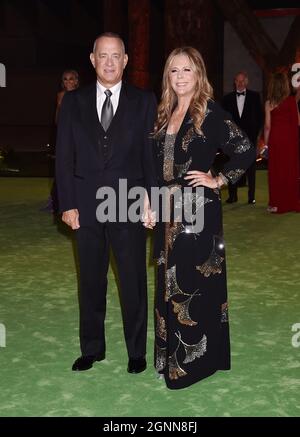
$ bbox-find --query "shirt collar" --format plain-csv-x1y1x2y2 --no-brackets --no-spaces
97,80,122,96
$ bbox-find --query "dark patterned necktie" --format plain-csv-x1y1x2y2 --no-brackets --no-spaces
101,89,113,131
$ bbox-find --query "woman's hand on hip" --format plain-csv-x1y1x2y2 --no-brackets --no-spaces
184,170,218,188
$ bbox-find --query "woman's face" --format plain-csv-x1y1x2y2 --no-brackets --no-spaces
169,54,197,99
62,73,78,91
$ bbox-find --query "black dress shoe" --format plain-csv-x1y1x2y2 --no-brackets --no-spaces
72,353,105,371
127,357,147,374
248,199,256,204
226,197,238,204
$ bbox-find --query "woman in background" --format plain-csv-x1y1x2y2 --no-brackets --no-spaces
42,69,79,213
264,72,300,213
55,69,79,123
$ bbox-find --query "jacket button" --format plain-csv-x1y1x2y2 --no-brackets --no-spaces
103,144,108,148
104,136,107,139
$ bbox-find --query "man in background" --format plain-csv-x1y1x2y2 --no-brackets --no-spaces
222,71,263,204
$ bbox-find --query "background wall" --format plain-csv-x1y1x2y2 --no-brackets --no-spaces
224,14,295,95
0,0,299,154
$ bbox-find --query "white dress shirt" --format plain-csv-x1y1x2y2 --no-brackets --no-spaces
236,88,246,118
96,80,122,122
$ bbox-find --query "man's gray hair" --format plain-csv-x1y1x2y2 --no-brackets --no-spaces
235,71,249,81
92,32,126,54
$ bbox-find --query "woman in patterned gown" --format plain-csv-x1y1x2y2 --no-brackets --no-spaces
151,47,255,390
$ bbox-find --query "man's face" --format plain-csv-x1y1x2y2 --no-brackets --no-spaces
90,37,128,88
235,74,248,92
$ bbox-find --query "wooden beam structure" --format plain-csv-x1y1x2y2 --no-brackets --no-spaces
216,0,278,73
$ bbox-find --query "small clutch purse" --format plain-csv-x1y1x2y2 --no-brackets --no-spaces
260,145,268,159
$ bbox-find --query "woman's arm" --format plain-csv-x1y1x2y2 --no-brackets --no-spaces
55,91,65,124
264,100,271,145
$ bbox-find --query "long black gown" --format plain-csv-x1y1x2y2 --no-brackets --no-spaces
153,100,256,389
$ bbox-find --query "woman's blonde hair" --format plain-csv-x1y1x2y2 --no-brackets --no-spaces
61,69,79,90
154,47,213,136
267,72,290,106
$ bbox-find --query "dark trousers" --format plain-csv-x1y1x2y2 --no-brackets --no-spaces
76,221,147,359
228,160,256,201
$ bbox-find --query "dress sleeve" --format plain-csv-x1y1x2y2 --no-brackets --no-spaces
217,116,256,185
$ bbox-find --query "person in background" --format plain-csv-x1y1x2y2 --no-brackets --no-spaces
42,70,80,213
264,72,300,213
55,69,79,123
222,71,263,204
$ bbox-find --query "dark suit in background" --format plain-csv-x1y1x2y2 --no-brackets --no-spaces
222,88,263,203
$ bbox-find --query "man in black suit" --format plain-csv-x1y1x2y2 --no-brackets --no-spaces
222,71,263,204
56,33,157,373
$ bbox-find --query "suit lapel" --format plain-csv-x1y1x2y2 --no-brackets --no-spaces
79,83,102,155
241,91,250,120
78,82,137,160
104,82,136,158
106,82,129,134
174,110,192,151
231,93,241,120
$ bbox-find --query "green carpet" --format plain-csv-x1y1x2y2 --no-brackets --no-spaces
0,172,299,417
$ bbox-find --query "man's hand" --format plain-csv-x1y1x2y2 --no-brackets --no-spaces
142,191,156,229
62,209,80,230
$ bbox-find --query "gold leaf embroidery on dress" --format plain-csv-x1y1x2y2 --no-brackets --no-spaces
196,235,224,277
224,119,244,140
234,138,251,154
155,344,167,372
173,192,213,235
155,309,167,341
168,184,182,195
221,302,229,323
181,127,199,152
157,250,166,266
225,168,245,184
175,157,192,178
183,192,213,223
213,188,221,200
171,290,201,326
176,331,207,364
165,265,190,302
169,336,187,380
168,222,185,250
163,133,176,181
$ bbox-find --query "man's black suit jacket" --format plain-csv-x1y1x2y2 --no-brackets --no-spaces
222,89,263,144
55,82,157,225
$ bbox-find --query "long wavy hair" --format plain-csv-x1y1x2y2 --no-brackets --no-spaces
154,47,213,136
267,72,290,106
